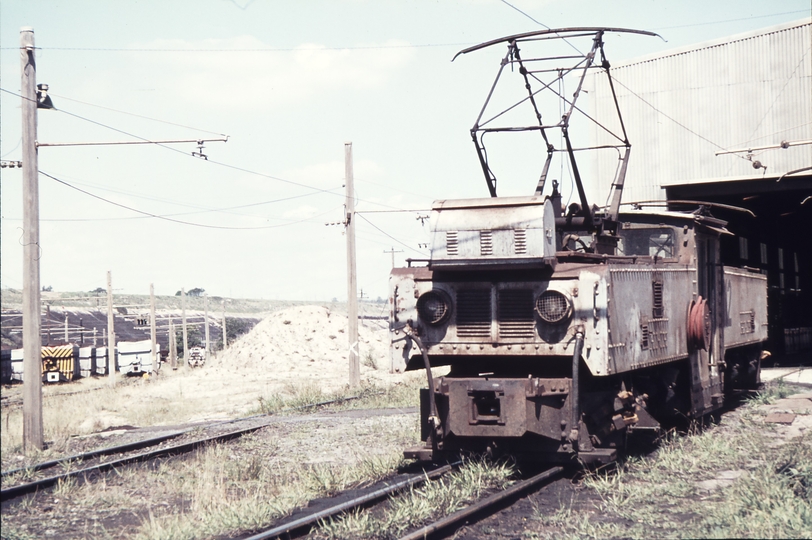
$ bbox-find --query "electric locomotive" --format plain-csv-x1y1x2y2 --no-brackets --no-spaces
389,28,767,464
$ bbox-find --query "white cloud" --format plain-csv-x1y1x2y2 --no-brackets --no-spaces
115,36,416,113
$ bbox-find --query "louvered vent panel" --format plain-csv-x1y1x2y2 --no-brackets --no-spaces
514,229,527,255
652,277,664,318
456,289,491,338
480,230,493,256
498,289,535,339
446,231,458,256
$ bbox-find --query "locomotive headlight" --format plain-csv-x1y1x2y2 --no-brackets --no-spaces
416,290,453,326
535,290,572,323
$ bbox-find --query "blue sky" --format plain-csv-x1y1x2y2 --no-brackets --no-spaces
1,0,809,301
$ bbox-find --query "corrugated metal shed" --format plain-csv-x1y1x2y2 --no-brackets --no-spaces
587,18,811,205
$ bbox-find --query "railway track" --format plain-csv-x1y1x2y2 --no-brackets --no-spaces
398,466,564,540
244,463,565,540
245,462,460,540
1,379,139,408
1,393,376,503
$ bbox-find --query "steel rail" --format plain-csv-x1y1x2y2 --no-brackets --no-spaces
398,466,564,540
244,462,460,540
1,393,373,501
0,423,267,502
2,392,371,477
1,429,185,479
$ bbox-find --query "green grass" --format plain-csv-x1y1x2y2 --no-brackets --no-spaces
531,381,812,539
132,421,414,540
254,370,434,416
314,457,516,539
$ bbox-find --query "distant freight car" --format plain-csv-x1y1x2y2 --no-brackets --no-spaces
117,340,156,375
78,346,96,378
10,348,23,382
94,346,111,375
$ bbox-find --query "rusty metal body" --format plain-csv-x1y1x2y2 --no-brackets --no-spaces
391,200,767,463
390,28,767,464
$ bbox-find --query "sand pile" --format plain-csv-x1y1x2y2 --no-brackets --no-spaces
213,305,396,391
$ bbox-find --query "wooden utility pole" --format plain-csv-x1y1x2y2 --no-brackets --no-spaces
181,288,188,367
345,142,360,387
222,300,227,349
21,26,43,451
169,319,177,369
150,283,157,373
106,270,116,385
204,294,210,360
384,247,403,269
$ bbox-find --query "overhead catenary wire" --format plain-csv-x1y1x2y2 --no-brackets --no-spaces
356,213,427,256
47,92,228,137
0,42,473,52
1,86,420,214
608,75,752,162
3,176,343,222
650,10,811,31
736,47,811,152
39,170,343,230
498,0,584,55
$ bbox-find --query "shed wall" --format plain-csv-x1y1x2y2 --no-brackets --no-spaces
587,19,812,205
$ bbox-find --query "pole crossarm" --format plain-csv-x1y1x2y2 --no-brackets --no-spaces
37,137,229,147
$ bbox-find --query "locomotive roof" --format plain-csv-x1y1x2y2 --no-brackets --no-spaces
431,195,730,232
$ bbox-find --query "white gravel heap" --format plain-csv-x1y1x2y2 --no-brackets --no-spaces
215,305,393,389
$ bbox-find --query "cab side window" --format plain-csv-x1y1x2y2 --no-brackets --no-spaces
618,227,675,258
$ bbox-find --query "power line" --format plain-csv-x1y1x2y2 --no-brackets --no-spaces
0,42,472,52
499,0,551,30
356,213,427,256
39,169,342,230
3,185,342,222
1,86,430,213
356,208,430,214
650,10,811,31
50,95,411,212
498,0,583,55
58,174,336,217
48,92,228,137
610,75,750,160
739,46,810,151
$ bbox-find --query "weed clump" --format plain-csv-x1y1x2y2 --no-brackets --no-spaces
315,456,515,539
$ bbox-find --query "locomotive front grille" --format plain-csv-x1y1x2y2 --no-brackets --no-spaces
498,289,535,339
456,289,491,338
